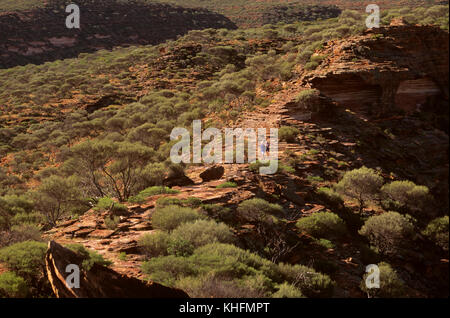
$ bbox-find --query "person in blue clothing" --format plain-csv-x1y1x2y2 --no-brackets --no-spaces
260,140,266,159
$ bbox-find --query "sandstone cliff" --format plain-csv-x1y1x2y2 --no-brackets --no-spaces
301,21,449,117
45,241,189,298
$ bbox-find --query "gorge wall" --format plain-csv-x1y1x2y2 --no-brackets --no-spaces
301,20,449,117
0,0,236,68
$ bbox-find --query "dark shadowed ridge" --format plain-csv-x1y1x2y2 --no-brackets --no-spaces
0,0,237,69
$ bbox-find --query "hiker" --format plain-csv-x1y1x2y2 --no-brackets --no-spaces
260,140,266,159
266,138,270,157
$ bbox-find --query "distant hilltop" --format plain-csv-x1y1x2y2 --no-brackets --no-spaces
0,0,236,69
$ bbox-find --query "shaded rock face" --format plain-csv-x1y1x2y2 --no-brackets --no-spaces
301,24,449,117
163,174,195,187
45,241,189,298
199,165,225,182
0,0,236,68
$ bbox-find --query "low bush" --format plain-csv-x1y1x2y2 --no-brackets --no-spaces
104,215,120,230
296,212,346,238
381,180,429,213
360,262,406,298
0,271,29,298
237,198,284,224
128,186,180,204
65,244,112,271
138,231,171,258
0,241,47,281
216,181,237,189
277,262,335,298
151,205,205,231
272,282,304,298
422,216,449,251
317,187,343,206
94,197,128,215
279,126,300,143
171,219,234,249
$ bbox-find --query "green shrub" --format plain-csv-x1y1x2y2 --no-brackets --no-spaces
336,167,383,213
216,181,237,189
138,231,171,258
118,252,127,261
142,255,197,286
155,197,182,208
277,262,335,298
0,271,29,298
65,244,112,271
104,215,120,230
128,186,180,204
151,205,205,231
175,273,266,298
142,243,280,288
307,175,324,183
272,282,304,298
314,238,335,249
381,180,429,213
0,241,47,281
95,197,128,214
237,198,284,224
317,187,343,205
11,212,43,227
296,212,346,238
171,219,234,249
359,211,415,255
279,126,300,143
200,204,233,223
423,216,449,251
304,61,319,70
155,197,202,209
4,224,43,246
360,262,406,298
167,238,195,257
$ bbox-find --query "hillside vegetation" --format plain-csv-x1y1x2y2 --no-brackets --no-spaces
0,3,448,299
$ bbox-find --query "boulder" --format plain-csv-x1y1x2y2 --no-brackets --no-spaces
45,241,189,298
163,174,195,187
199,165,225,182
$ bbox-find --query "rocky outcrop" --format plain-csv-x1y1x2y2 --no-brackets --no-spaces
0,0,236,68
45,241,189,298
301,22,449,117
163,174,195,187
199,165,225,182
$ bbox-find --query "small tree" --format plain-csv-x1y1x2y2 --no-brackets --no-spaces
360,262,406,298
359,211,415,255
33,175,83,227
336,167,383,213
69,140,155,201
